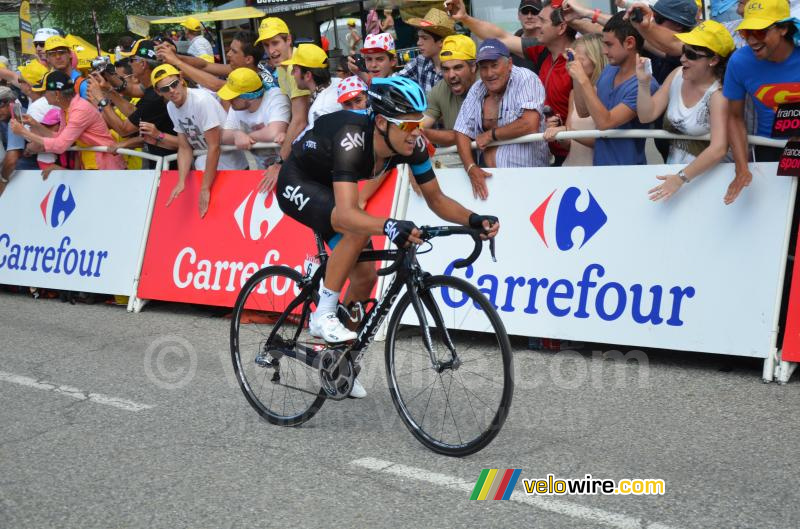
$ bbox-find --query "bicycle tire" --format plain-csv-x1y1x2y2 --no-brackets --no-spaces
231,265,326,426
385,274,514,456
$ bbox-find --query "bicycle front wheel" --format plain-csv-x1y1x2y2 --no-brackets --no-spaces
231,265,326,426
385,275,514,457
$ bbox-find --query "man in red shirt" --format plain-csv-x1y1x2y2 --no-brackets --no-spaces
448,0,575,165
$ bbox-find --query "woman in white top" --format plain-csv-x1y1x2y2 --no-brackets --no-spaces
636,20,735,202
544,33,607,167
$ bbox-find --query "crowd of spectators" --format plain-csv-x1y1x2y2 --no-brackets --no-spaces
0,0,798,211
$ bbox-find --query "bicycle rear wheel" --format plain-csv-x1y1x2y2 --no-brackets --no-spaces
385,275,513,456
231,265,326,426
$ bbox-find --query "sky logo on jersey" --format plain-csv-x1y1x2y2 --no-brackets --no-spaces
40,184,76,228
233,189,284,241
340,131,365,151
530,187,607,251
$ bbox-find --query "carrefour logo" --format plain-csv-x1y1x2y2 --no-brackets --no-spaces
40,184,76,228
530,187,607,251
233,190,283,241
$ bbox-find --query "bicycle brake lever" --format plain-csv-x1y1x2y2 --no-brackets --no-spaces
486,221,497,262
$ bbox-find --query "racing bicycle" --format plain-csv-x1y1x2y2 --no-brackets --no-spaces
230,226,513,456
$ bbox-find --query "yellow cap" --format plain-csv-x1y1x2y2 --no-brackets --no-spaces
255,17,290,44
281,43,328,69
18,60,49,91
181,17,203,32
151,63,181,87
737,0,791,31
347,18,357,26
217,68,263,100
675,20,735,58
439,35,476,62
44,35,70,51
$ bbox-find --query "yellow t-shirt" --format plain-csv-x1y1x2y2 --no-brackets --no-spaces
278,56,311,100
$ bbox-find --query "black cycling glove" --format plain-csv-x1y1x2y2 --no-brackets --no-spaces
468,213,499,231
384,218,418,247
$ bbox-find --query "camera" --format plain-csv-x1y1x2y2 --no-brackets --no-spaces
353,54,367,72
91,56,115,75
630,8,644,23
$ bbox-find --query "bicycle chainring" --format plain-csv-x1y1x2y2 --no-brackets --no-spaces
318,347,355,401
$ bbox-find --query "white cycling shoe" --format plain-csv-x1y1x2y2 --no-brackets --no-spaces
309,311,357,343
349,377,367,399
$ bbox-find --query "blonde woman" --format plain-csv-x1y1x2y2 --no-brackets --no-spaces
635,21,734,201
543,33,607,167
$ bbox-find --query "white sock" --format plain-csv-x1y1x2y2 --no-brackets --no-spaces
316,279,340,316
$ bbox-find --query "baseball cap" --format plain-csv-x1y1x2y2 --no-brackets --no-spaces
281,43,328,69
181,17,203,32
18,59,49,91
675,20,735,57
150,63,181,87
218,68,263,100
33,27,60,44
439,35,477,62
361,32,396,55
43,70,74,91
129,39,158,61
519,0,543,12
255,17,290,44
44,35,70,52
347,18,357,26
476,38,510,62
337,75,368,103
652,0,699,29
737,0,791,31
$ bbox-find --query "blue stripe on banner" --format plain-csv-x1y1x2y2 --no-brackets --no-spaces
501,469,522,500
410,159,432,175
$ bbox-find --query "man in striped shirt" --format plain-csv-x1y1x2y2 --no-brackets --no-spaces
453,39,549,200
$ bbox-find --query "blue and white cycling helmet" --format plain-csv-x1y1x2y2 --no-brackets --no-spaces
367,76,427,118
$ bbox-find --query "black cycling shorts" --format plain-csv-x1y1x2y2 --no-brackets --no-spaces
276,158,341,246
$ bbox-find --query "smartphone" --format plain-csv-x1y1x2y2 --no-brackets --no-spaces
353,54,367,72
12,101,23,123
630,7,644,23
566,50,574,62
643,57,652,76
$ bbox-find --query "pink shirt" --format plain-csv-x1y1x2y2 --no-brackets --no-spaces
42,95,124,170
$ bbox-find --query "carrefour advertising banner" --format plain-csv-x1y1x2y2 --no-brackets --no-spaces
0,170,158,295
137,169,396,307
405,163,793,358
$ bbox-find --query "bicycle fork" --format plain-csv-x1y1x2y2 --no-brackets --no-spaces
406,274,460,373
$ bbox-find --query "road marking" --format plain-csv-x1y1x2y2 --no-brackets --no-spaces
351,457,681,529
0,371,154,412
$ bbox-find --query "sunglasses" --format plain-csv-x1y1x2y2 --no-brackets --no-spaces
519,7,540,16
46,49,69,57
156,78,181,94
34,42,45,48
682,45,713,61
384,116,424,133
653,13,666,25
739,25,774,41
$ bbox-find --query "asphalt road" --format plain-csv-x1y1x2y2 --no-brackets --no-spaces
1,290,799,529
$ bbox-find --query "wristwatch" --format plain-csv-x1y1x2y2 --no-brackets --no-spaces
678,169,690,184
97,98,110,109
155,132,165,144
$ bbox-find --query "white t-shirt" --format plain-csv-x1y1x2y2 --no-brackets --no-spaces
187,36,214,60
167,88,246,170
224,88,290,165
26,96,58,164
294,82,343,142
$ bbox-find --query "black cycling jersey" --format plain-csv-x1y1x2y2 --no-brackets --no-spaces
289,109,436,187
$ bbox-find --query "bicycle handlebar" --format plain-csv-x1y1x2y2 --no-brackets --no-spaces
375,225,495,277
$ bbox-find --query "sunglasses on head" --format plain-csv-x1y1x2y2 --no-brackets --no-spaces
157,78,181,94
384,115,424,133
682,45,713,61
739,24,774,40
519,7,540,16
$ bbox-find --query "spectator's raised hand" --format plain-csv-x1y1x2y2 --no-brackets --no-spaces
635,54,652,82
626,2,654,29
156,42,178,65
565,54,588,83
89,71,111,93
86,79,105,105
9,118,23,136
562,0,591,19
724,166,752,205
466,164,492,201
648,174,683,201
444,0,468,21
198,187,211,218
166,180,185,207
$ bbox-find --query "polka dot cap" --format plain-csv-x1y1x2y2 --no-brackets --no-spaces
337,75,368,103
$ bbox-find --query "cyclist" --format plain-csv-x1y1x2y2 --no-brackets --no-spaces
275,77,500,376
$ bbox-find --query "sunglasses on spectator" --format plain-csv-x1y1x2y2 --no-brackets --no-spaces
34,42,45,48
653,13,666,25
681,46,713,61
384,116,424,133
46,49,69,57
156,78,181,94
739,25,774,40
519,7,540,16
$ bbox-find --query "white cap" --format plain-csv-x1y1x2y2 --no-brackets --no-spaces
34,28,60,43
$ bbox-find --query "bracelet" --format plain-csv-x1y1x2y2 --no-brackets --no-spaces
592,8,600,24
678,169,690,184
114,79,127,93
155,132,165,144
465,163,477,174
491,128,498,142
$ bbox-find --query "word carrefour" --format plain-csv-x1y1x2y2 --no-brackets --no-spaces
0,234,108,277
443,260,695,326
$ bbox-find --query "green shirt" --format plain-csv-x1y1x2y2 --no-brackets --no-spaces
425,79,467,130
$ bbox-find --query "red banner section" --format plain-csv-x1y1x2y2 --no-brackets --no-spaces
137,169,397,308
781,228,800,362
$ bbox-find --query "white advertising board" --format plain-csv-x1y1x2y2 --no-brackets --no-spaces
404,163,794,358
0,170,158,296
